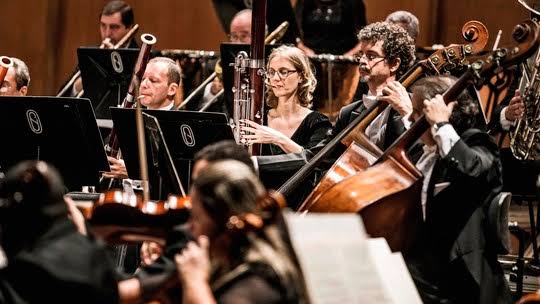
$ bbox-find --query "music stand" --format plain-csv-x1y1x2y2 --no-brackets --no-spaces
77,47,139,120
0,96,109,191
220,43,281,116
110,108,234,199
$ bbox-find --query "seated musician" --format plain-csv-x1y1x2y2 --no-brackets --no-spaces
0,161,119,303
254,22,415,195
195,9,252,114
59,0,137,97
405,76,512,303
385,10,419,43
174,160,304,303
102,56,181,180
0,57,30,96
241,45,331,155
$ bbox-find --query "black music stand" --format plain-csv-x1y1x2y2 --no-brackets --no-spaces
110,108,234,199
220,43,281,116
0,96,109,191
77,47,139,120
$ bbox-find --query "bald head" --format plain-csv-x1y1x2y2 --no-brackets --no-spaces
229,9,252,43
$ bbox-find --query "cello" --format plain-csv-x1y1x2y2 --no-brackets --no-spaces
279,21,489,198
298,20,540,253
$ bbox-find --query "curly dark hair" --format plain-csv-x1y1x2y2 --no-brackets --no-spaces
357,21,416,78
411,76,479,134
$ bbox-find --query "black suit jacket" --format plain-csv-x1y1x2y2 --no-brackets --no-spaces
407,129,511,304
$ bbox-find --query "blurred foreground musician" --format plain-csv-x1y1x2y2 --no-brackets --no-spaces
119,160,304,303
405,76,511,303
0,57,30,97
0,161,119,303
58,0,138,97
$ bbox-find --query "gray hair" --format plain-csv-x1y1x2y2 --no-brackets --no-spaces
385,11,420,41
10,57,30,89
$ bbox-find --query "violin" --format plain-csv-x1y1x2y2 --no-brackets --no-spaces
86,190,191,244
297,19,540,252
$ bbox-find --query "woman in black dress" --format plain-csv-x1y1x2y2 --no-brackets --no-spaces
241,45,331,155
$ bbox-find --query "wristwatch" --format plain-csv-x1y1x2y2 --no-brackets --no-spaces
433,121,450,132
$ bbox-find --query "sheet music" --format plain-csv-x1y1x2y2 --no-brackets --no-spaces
284,213,421,304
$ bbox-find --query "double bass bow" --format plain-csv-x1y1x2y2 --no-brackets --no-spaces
278,21,489,198
298,19,540,253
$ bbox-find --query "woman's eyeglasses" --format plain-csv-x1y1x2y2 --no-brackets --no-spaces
267,68,298,79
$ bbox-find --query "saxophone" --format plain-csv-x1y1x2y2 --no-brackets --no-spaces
510,47,540,160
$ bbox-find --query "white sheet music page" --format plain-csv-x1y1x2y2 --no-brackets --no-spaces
284,213,401,304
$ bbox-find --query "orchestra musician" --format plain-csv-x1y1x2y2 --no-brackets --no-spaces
119,158,302,303
0,161,119,303
102,56,182,181
241,45,331,155
385,10,420,43
58,0,138,97
195,9,253,114
405,76,512,304
0,57,30,97
255,22,415,191
174,160,304,303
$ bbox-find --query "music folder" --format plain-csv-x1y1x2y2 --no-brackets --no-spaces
77,47,139,121
110,108,234,199
0,96,109,191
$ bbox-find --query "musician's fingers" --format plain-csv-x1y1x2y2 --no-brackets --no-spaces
240,126,258,133
241,119,262,128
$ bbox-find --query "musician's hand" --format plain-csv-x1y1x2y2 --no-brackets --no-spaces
505,90,525,121
102,157,129,179
64,196,87,236
101,37,114,49
140,241,163,266
240,119,288,145
175,236,211,284
423,94,456,125
379,81,412,117
210,77,223,95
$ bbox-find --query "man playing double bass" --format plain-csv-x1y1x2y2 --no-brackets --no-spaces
405,76,512,303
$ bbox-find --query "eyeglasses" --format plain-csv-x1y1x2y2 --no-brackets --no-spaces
267,68,298,79
354,52,386,63
228,31,251,43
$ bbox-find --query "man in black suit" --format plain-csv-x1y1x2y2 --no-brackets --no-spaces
406,76,511,304
256,22,416,190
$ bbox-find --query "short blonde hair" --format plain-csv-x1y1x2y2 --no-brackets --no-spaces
265,45,317,108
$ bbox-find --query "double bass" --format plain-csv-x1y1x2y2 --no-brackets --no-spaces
298,20,540,253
